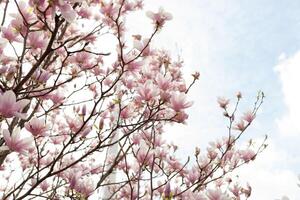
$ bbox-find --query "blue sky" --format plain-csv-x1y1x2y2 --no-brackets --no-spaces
127,0,300,199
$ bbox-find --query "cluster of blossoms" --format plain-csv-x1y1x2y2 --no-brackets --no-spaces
0,0,266,199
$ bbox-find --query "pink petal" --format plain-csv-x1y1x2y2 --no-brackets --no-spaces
60,4,77,22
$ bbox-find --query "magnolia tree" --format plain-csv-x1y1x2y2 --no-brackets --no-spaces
0,0,267,199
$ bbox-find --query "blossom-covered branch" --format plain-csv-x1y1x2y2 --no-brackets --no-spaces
0,0,265,199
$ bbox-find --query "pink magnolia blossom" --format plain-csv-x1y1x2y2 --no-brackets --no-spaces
27,31,47,50
243,111,256,123
2,128,33,155
137,80,159,102
25,117,48,137
217,97,230,109
156,73,172,91
57,1,78,23
0,1,265,199
1,26,21,42
186,167,199,185
32,69,51,83
0,90,30,119
13,1,36,24
120,106,134,119
206,189,229,200
74,178,95,198
146,7,173,26
239,149,256,162
100,2,118,17
170,92,193,112
234,120,246,131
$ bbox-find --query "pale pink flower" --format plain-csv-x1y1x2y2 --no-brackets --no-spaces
14,1,36,23
146,7,172,26
70,52,94,69
66,116,82,132
25,117,48,137
58,3,77,22
233,120,245,131
170,92,193,112
136,149,153,165
80,126,92,137
174,111,189,123
206,189,229,200
133,38,151,56
27,31,47,50
126,61,143,72
1,26,21,42
243,111,255,123
74,178,95,198
217,97,229,109
49,91,65,105
78,7,92,19
66,169,82,189
32,69,51,83
3,128,33,155
0,90,30,119
100,2,117,17
186,168,199,184
120,106,133,119
181,191,206,200
239,149,256,162
156,73,172,91
137,81,159,102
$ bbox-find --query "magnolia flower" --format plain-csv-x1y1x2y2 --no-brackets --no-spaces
206,189,229,200
75,178,95,198
156,73,172,91
137,80,159,102
243,111,255,123
1,26,21,42
239,149,256,162
233,120,246,131
2,128,33,155
0,90,30,119
100,2,118,17
58,2,77,22
146,7,172,26
170,92,193,112
27,31,47,50
120,106,134,119
25,117,48,137
70,52,94,69
186,168,199,184
217,97,229,109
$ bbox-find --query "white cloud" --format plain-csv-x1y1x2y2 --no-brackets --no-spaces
275,51,300,136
